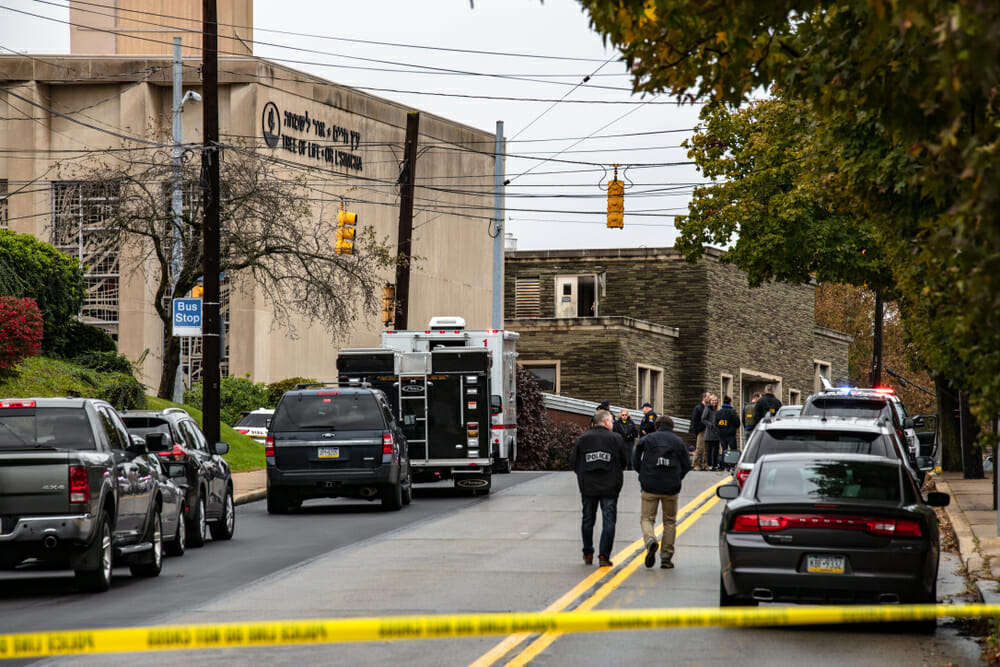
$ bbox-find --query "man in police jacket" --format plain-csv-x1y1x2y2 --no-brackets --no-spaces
570,409,628,567
633,415,692,569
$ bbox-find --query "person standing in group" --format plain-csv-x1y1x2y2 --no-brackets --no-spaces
613,408,639,471
590,400,611,427
639,402,658,438
702,394,721,471
569,409,628,567
742,392,760,444
753,384,782,425
715,396,741,471
633,415,692,569
690,392,710,471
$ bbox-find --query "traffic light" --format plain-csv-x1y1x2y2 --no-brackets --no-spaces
381,283,396,327
191,285,204,298
336,203,358,255
607,166,624,228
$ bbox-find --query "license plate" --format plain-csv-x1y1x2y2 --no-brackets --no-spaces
317,447,340,459
807,554,845,573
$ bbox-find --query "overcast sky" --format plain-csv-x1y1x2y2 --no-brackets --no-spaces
0,0,707,251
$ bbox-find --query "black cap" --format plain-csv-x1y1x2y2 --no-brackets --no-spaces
641,402,653,409
598,400,610,409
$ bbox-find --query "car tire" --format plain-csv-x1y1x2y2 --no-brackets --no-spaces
496,458,512,474
382,481,403,511
75,511,113,593
402,467,413,506
165,506,186,557
719,574,744,607
130,510,163,578
209,486,236,541
187,493,208,548
267,487,292,514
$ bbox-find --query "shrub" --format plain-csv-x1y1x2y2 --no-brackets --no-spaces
0,297,44,371
72,350,133,375
60,320,117,358
185,374,269,426
266,377,317,407
515,364,557,470
547,420,584,471
99,373,147,410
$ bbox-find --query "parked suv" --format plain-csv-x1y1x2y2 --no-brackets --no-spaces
119,407,234,547
733,415,926,490
266,382,412,513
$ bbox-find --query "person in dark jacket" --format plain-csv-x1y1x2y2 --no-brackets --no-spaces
569,409,628,567
690,392,710,471
742,392,760,444
590,400,611,427
613,408,640,471
753,385,782,425
633,415,692,569
702,394,721,470
638,402,657,437
715,396,741,471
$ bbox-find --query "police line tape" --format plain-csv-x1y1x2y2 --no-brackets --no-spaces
3,604,1000,659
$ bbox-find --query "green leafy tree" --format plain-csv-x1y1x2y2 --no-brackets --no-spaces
184,375,269,427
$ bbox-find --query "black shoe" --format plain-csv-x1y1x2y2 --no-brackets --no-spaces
583,553,593,565
660,557,674,569
644,540,658,568
599,556,613,567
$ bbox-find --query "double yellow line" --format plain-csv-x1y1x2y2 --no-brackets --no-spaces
470,477,731,667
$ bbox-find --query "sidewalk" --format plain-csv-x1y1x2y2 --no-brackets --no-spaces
933,471,1000,603
232,469,266,505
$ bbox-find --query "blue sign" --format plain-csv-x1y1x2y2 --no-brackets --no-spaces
172,298,202,337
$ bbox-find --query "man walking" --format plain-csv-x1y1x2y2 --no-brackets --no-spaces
570,409,628,567
753,384,782,425
638,402,657,437
633,415,692,569
690,392,710,471
715,396,741,471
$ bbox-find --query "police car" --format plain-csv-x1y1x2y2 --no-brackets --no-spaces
234,408,274,443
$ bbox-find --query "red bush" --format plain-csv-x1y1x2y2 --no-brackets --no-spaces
0,297,44,371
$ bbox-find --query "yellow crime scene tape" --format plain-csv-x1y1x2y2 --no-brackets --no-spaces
3,604,1000,659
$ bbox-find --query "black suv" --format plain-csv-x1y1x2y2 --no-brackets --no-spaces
266,382,412,513
120,407,234,547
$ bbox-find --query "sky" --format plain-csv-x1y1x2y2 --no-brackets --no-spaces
0,0,708,251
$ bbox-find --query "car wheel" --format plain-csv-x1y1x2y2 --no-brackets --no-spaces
165,506,186,557
382,481,403,511
187,493,208,548
75,511,113,593
267,487,292,514
402,468,413,506
719,573,743,607
496,458,512,474
209,486,236,541
130,510,163,578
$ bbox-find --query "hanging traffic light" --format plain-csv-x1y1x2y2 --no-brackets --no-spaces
607,165,624,229
336,203,358,255
381,283,396,327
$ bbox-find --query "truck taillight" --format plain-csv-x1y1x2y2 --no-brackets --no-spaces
0,400,35,408
383,432,394,454
736,467,751,489
69,465,89,504
467,422,479,438
265,436,275,457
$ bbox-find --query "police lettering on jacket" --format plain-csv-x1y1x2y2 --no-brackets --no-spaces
585,451,612,464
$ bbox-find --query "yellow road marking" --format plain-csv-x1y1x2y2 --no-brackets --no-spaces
469,476,731,667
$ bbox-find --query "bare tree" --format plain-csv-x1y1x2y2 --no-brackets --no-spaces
56,142,395,398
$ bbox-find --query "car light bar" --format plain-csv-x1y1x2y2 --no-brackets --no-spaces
0,400,35,408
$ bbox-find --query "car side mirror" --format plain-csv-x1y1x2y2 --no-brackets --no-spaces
903,417,915,429
127,439,148,456
213,441,230,456
912,416,924,428
926,491,950,507
491,395,503,415
716,484,740,500
143,432,169,453
916,455,934,471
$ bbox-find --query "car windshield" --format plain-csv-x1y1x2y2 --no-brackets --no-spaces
747,430,892,462
236,413,271,428
801,397,888,419
271,393,383,430
0,407,95,450
755,459,902,502
121,417,173,440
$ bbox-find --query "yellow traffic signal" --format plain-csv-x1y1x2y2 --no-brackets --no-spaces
381,283,396,327
336,204,358,255
607,178,624,229
191,285,204,298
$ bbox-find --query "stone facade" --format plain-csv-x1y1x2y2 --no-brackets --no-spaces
505,248,851,428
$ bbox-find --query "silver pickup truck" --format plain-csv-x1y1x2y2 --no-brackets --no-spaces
0,397,167,591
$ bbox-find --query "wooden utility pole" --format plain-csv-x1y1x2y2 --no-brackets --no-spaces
394,111,419,330
870,290,883,387
201,0,221,448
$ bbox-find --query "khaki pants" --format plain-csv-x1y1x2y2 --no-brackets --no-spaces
694,431,706,470
640,490,679,558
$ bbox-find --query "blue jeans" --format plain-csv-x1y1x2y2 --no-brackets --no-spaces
581,495,618,559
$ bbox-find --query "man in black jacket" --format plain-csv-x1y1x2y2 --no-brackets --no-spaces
633,415,692,569
690,391,710,471
753,384,782,425
570,409,628,567
715,396,741,471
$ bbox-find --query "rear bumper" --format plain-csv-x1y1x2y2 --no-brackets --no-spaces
267,465,398,492
0,513,96,546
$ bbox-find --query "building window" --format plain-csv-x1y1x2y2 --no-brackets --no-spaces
637,364,663,412
515,276,540,318
51,181,120,337
789,389,801,405
521,360,559,393
720,373,733,402
814,360,831,393
0,179,8,229
555,274,599,318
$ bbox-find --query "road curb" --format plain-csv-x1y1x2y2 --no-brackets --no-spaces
235,489,266,505
933,473,1000,604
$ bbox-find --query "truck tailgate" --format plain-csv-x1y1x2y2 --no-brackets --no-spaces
0,452,75,515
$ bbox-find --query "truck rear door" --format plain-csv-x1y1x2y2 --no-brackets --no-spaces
429,349,491,461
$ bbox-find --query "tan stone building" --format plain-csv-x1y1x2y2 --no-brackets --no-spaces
0,0,499,392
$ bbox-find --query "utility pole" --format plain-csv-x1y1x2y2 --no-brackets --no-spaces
491,121,504,330
201,0,221,449
171,37,185,404
394,111,419,330
870,290,883,387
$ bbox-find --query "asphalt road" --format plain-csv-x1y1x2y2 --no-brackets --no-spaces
0,472,545,636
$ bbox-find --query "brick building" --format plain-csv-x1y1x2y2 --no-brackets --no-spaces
504,247,850,427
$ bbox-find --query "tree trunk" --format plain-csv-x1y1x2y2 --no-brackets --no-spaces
937,375,962,472
960,388,983,479
157,325,182,400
